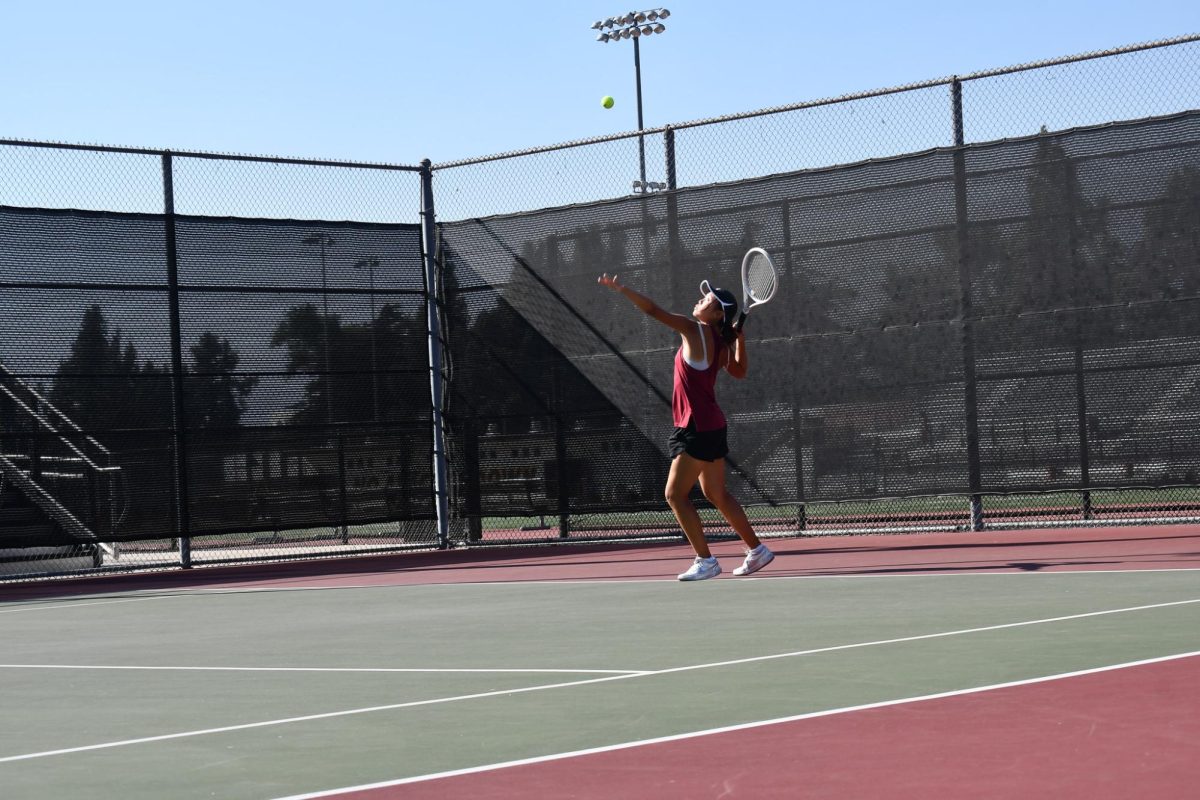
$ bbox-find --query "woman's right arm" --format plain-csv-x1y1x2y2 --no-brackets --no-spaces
598,273,693,334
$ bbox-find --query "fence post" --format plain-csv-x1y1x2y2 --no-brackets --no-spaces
782,199,807,530
951,80,985,531
1062,151,1094,520
545,362,570,539
419,160,451,549
1074,331,1093,518
162,152,192,566
664,126,677,192
792,392,808,532
664,127,681,308
337,433,349,543
463,416,483,542
555,412,570,539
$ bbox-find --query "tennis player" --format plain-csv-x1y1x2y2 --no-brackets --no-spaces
598,272,774,581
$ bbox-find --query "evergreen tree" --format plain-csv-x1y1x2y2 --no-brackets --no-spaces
1135,164,1200,301
1020,130,1120,314
188,332,258,429
270,301,426,424
51,305,170,433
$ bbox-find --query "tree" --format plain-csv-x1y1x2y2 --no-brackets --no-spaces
933,130,1126,356
188,332,258,429
270,304,334,425
1134,164,1200,301
1018,130,1121,314
369,303,431,422
270,302,427,425
51,305,170,434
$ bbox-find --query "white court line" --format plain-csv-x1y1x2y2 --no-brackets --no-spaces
0,595,175,615
274,648,1200,800
4,566,1198,611
0,675,617,764
0,664,647,675
183,565,1200,592
1,595,1197,764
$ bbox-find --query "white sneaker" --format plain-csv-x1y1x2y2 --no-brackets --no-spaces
733,544,775,576
677,556,721,581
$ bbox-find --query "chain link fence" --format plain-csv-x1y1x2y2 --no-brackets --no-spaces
432,36,1200,217
2,34,1199,579
432,34,1200,545
0,144,429,579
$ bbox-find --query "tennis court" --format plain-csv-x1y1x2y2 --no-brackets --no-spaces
3,523,1198,799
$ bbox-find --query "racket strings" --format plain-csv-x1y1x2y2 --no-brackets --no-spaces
746,255,776,301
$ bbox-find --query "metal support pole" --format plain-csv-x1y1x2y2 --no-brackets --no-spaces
792,394,808,532
464,416,483,542
664,125,677,192
784,199,807,530
633,36,647,187
1074,332,1093,519
1063,157,1094,520
338,433,349,543
320,241,333,425
951,80,985,531
664,126,680,307
419,160,451,548
368,265,380,423
162,153,192,566
555,413,570,539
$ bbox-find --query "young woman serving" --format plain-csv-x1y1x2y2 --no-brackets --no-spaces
598,272,774,581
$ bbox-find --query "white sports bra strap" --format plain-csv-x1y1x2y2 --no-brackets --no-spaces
682,322,709,370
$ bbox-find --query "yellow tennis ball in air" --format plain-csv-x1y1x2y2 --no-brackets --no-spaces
602,95,615,109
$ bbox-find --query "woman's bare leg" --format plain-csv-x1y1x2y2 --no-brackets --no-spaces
697,458,761,550
665,454,711,558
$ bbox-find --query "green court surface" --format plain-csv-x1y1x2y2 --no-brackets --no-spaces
2,560,1198,799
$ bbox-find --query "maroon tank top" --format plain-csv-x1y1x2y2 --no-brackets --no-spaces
672,324,727,431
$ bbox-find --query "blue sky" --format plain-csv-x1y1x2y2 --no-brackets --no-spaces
2,1,1197,165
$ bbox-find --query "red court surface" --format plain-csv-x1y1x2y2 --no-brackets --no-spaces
321,653,1200,800
3,522,1198,600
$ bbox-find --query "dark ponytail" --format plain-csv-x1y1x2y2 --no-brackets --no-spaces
718,319,738,346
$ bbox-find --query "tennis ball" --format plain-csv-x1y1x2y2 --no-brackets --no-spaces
602,95,615,109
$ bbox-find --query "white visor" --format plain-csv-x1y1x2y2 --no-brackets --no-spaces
699,279,734,309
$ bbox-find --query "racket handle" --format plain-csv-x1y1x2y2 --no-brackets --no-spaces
734,311,747,332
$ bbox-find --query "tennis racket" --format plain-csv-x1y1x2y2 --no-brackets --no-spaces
734,247,778,331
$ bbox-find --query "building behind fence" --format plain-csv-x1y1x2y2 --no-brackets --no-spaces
1,35,1198,579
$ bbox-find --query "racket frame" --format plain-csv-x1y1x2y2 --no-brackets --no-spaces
735,247,779,330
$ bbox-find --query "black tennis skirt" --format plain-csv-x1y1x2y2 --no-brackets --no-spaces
668,422,729,462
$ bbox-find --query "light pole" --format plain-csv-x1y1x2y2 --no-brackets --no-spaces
592,9,670,190
354,257,381,423
302,232,336,424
